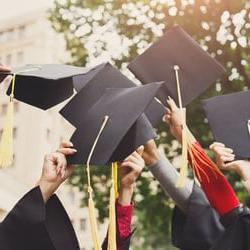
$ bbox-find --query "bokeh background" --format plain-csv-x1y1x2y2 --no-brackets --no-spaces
0,0,249,249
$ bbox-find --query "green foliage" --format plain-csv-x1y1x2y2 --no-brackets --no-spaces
49,1,249,248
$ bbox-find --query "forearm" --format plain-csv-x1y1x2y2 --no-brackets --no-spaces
37,180,59,203
149,154,193,212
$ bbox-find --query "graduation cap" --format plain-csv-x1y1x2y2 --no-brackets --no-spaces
66,83,161,249
128,25,225,108
202,90,250,160
1,64,88,110
128,26,225,187
62,62,165,128
0,64,87,168
67,82,162,165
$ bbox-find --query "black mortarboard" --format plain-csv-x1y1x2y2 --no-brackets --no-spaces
128,25,225,108
1,64,88,110
202,90,250,160
67,83,162,165
61,62,165,128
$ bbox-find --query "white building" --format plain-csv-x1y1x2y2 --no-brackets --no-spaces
0,8,107,250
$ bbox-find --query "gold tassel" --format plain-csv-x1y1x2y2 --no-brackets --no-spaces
0,66,42,168
173,65,189,188
108,162,118,250
0,75,16,168
85,116,109,250
88,187,102,250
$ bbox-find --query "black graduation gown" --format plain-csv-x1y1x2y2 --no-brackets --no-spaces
171,184,225,250
0,186,133,250
0,186,80,250
211,206,250,250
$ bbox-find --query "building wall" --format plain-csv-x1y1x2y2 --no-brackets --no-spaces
0,8,107,250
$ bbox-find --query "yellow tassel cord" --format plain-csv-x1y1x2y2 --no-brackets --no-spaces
0,75,16,168
173,65,222,187
173,65,189,188
86,116,110,250
107,162,118,250
0,66,42,168
186,128,223,184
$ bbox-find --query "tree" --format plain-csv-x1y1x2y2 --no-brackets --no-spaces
49,1,249,248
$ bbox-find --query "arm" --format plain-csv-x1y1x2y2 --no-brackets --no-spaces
103,147,144,250
165,97,240,216
1,142,79,250
143,140,193,212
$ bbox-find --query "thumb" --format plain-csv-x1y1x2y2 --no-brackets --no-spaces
136,146,144,156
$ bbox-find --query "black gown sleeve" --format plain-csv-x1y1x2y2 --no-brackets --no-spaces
102,230,135,250
0,186,80,250
171,184,225,250
211,206,250,250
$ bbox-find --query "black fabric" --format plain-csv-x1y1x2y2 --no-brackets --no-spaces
211,206,250,250
102,231,134,250
202,90,250,160
171,184,224,250
61,62,164,129
3,64,88,110
0,187,80,250
128,26,225,108
67,83,162,165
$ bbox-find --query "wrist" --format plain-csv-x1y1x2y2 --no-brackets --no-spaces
118,186,134,206
37,179,58,202
147,151,160,166
233,161,250,182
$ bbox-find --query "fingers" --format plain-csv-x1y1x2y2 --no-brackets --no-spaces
218,155,235,163
209,142,225,149
57,147,77,155
210,142,235,161
57,141,77,156
166,96,178,111
59,141,73,148
0,64,11,72
136,145,144,156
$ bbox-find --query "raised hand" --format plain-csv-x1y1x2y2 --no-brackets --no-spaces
37,141,77,202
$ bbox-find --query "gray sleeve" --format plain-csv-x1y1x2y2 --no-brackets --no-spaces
148,154,193,212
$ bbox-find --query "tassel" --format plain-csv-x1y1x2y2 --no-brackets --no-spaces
113,162,119,199
85,116,109,250
88,187,102,250
108,162,118,250
0,75,16,168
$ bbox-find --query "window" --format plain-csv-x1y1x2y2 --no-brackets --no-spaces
11,154,16,167
46,129,51,141
6,29,14,40
1,103,8,116
13,127,17,139
68,189,75,204
17,51,24,65
14,102,19,113
18,26,26,38
6,54,12,65
80,218,86,231
0,32,4,43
